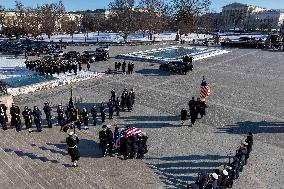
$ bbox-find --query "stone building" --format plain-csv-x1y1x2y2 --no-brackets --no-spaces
221,3,267,30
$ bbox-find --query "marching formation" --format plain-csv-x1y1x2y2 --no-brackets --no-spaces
187,132,253,189
25,58,88,76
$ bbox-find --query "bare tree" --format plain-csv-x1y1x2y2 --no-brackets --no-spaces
81,13,95,37
137,0,168,40
0,6,6,33
24,7,42,39
40,3,58,39
61,15,79,42
108,0,136,42
170,0,211,38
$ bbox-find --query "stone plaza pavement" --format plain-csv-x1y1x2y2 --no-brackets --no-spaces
0,45,283,189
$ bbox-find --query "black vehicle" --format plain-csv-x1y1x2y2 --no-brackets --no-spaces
221,37,265,48
159,60,193,75
64,51,80,59
95,48,109,61
79,51,96,63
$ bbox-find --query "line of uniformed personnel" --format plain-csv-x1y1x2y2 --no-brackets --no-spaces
0,88,136,132
187,132,253,189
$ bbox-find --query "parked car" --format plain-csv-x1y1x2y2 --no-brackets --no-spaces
64,51,80,59
79,51,96,63
95,48,109,61
159,60,193,75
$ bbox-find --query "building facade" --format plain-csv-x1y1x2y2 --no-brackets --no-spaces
221,3,267,30
249,10,284,30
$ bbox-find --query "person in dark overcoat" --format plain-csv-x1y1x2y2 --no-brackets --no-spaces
66,132,80,167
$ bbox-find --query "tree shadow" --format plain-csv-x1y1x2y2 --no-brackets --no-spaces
146,154,228,189
217,121,284,134
46,138,101,158
3,148,60,164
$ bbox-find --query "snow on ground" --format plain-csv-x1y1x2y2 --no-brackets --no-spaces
7,71,104,96
0,55,30,80
118,46,230,62
40,32,212,43
218,32,268,41
0,55,102,96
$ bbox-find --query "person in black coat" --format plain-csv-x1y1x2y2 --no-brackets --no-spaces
101,109,106,123
188,97,196,115
190,106,198,126
181,108,187,125
10,104,21,132
111,90,116,102
106,126,114,155
33,106,42,132
207,173,218,189
130,88,135,107
114,97,121,116
129,133,138,159
126,95,132,112
91,105,97,126
43,102,52,128
22,106,33,133
121,135,131,160
87,62,90,71
0,106,7,130
122,61,126,74
10,103,18,128
99,102,105,114
108,100,114,119
78,62,82,71
66,132,80,167
74,108,82,130
137,133,148,159
199,100,207,118
57,104,64,128
99,125,108,156
81,107,89,130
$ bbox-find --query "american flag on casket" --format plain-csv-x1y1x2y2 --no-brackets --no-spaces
115,127,143,149
123,127,143,138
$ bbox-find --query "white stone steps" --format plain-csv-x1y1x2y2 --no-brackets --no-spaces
0,131,53,189
7,129,99,189
4,130,90,189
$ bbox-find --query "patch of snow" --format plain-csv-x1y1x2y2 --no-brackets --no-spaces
38,32,213,43
118,46,230,63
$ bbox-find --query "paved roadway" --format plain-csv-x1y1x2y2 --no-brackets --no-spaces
0,44,283,189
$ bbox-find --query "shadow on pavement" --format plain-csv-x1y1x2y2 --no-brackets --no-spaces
146,154,228,189
47,138,101,158
136,68,174,76
3,148,60,164
217,121,284,134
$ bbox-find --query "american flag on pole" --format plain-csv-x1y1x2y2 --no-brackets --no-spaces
200,79,211,99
